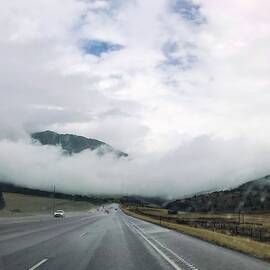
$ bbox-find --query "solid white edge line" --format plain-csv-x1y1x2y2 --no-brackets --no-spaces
131,223,199,270
122,212,199,270
28,258,48,270
151,237,199,270
123,220,183,270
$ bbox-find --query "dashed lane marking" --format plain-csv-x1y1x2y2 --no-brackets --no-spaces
28,258,48,270
80,232,88,238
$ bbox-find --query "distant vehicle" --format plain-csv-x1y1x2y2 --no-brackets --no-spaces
54,210,65,218
105,209,109,214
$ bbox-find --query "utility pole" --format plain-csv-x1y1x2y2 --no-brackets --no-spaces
52,185,56,214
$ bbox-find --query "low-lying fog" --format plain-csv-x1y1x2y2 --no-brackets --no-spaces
1,135,270,199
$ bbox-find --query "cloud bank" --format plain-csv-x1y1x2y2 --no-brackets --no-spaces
0,0,270,198
1,136,270,198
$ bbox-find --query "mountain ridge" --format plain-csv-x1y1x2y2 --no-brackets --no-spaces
31,130,128,157
166,175,270,212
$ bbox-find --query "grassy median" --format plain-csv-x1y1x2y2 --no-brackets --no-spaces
122,206,270,261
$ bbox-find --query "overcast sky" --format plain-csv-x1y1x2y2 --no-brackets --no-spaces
1,0,270,198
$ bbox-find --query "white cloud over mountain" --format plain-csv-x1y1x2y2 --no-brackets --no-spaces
1,0,270,197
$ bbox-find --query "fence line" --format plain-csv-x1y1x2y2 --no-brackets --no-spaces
133,209,270,242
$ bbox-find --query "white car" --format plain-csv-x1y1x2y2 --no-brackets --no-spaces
54,210,65,218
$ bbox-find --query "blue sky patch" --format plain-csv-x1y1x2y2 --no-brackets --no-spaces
171,0,205,24
162,41,197,70
81,40,123,57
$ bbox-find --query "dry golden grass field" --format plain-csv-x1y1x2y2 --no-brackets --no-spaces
139,207,270,228
0,192,94,217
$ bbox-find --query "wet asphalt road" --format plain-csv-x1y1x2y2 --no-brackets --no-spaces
0,207,269,270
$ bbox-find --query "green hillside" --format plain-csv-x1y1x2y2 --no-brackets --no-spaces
31,130,128,157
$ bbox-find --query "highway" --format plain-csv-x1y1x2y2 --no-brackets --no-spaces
0,206,269,270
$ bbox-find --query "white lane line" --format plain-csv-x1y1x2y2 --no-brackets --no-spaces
123,220,182,270
80,232,88,238
28,258,48,270
131,222,199,270
151,238,199,270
